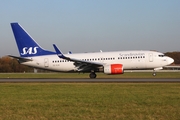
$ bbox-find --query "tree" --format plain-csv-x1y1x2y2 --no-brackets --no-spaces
0,56,33,72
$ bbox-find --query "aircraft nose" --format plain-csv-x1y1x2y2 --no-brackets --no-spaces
167,57,174,64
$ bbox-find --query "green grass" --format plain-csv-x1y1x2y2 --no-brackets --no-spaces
0,72,180,78
0,83,180,120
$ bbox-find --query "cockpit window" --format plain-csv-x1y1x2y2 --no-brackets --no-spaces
158,55,164,57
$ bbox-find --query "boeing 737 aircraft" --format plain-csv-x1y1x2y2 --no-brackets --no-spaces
10,23,174,78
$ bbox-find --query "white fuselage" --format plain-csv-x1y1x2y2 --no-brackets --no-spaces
21,50,174,72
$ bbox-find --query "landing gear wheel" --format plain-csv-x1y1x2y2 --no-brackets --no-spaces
152,72,156,76
89,72,97,79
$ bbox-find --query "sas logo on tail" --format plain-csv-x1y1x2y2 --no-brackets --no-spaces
21,47,39,55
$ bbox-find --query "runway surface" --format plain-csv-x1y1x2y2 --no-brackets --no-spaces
0,78,180,83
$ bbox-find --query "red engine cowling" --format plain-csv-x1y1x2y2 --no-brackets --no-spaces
104,64,124,74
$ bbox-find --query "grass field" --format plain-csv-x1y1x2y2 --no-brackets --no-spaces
0,72,180,79
0,83,180,120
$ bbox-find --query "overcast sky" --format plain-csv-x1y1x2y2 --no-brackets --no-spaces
0,0,180,56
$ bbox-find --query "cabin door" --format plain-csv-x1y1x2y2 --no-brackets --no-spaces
44,58,49,67
149,53,153,62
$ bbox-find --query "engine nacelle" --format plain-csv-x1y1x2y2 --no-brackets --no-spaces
104,64,124,74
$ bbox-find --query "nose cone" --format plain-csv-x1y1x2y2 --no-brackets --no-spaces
167,57,174,65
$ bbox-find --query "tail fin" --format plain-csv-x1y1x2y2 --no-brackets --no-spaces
11,23,55,57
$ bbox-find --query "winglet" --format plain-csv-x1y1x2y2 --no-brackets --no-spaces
53,44,65,59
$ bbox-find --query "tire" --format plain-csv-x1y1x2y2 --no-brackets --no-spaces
152,72,156,76
89,72,97,78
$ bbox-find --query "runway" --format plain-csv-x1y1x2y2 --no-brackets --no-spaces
0,78,180,83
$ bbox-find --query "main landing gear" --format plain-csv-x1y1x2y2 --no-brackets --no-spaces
89,72,97,79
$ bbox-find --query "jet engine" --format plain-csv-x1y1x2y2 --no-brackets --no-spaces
104,64,124,74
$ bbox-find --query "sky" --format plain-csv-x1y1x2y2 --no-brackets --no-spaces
0,0,180,56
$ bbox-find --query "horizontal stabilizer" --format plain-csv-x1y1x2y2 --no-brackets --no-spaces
9,55,32,62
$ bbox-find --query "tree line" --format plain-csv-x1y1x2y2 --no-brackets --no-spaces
0,56,33,72
0,52,179,72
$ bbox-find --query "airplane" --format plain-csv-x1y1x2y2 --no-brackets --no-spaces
9,23,174,78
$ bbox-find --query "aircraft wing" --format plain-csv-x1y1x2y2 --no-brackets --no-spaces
9,55,32,62
53,44,103,71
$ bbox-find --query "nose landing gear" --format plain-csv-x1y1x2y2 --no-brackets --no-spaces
152,70,156,76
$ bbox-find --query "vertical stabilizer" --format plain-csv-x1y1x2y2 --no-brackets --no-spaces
11,23,55,57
